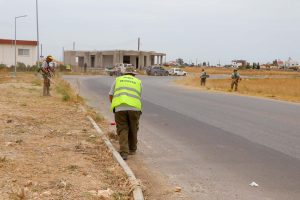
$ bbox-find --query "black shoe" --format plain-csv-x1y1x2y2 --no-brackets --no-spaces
120,152,128,160
121,154,128,160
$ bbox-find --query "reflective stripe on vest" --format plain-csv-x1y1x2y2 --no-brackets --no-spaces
114,87,141,97
110,75,142,111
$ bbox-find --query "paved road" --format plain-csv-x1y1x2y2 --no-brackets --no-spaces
64,75,300,200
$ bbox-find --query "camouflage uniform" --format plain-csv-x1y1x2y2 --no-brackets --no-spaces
200,71,207,86
41,61,54,96
43,74,51,96
231,71,241,91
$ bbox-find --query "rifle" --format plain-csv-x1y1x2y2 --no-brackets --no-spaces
37,67,56,84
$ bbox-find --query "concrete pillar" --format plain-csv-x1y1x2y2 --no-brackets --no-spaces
85,53,90,67
95,53,99,68
146,55,151,67
113,52,117,66
161,56,163,65
138,54,144,70
99,54,103,68
151,56,155,66
119,52,123,63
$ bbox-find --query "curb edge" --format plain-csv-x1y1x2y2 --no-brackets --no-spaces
81,106,144,200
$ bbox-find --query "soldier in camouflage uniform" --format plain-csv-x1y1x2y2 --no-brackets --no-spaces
200,69,208,86
231,69,241,91
41,55,55,96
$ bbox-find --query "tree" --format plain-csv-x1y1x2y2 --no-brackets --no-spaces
203,62,207,66
252,63,257,69
257,62,260,70
246,63,251,69
176,58,184,66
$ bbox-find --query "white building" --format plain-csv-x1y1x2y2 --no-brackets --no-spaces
285,57,299,67
64,50,166,70
0,39,37,66
231,60,247,68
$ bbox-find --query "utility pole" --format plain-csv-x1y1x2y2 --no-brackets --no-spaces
36,0,39,68
14,15,27,77
73,42,75,51
62,47,64,62
40,43,43,58
138,37,140,51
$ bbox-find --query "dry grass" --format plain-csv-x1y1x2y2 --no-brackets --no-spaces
54,78,84,103
0,71,40,84
178,67,300,76
0,71,13,83
86,107,105,123
0,73,131,199
177,76,300,103
0,71,83,103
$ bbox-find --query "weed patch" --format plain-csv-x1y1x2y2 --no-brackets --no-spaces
177,77,300,102
182,67,300,76
54,79,80,102
31,79,42,86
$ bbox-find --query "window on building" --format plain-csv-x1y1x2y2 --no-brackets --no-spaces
18,49,30,56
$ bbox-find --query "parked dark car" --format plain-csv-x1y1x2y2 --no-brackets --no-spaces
146,66,169,76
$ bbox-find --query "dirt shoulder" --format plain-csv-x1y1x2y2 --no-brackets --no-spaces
0,73,131,200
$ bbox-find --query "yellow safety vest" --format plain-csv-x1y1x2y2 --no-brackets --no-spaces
110,75,142,111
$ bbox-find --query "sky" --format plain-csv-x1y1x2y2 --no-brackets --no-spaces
0,0,299,65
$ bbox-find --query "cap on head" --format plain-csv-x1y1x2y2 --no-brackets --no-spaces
46,55,53,61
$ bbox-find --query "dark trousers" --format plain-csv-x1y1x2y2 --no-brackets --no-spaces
201,78,206,86
115,110,141,155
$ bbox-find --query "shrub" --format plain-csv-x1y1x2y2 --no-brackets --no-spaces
55,79,81,102
0,64,8,71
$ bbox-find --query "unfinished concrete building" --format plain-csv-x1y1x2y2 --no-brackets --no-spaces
64,50,166,70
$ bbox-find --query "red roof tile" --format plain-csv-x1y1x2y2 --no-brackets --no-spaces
0,39,37,46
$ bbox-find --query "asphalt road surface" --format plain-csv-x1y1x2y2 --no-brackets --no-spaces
64,75,300,200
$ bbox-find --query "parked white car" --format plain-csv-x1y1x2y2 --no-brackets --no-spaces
168,68,187,76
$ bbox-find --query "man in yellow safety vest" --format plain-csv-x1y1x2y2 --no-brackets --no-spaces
109,67,142,160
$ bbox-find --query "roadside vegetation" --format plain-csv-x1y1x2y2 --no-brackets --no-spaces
181,67,300,76
54,77,84,102
177,75,300,103
0,72,131,199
